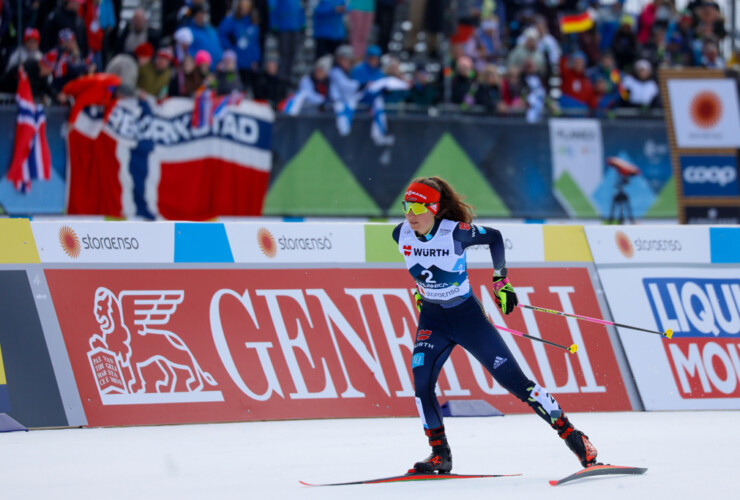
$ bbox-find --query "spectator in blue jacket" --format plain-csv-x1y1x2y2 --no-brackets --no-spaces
268,0,305,79
313,0,349,60
189,4,223,70
350,44,384,85
219,0,261,93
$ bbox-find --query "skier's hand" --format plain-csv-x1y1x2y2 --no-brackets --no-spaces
493,277,518,315
414,290,423,312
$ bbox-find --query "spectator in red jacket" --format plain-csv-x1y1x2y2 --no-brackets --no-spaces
559,51,595,110
82,0,105,71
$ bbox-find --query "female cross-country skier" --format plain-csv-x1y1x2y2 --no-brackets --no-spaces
392,176,599,474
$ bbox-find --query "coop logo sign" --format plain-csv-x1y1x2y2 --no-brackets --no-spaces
226,222,366,263
679,156,739,197
683,166,736,186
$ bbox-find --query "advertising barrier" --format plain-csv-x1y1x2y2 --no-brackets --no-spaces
586,226,740,410
31,221,176,263
225,222,366,264
44,266,630,426
6,220,739,427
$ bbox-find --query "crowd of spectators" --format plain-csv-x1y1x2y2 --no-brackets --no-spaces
0,0,737,118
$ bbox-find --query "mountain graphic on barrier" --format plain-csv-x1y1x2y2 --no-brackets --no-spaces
263,130,382,216
554,171,599,218
390,133,510,217
645,175,677,218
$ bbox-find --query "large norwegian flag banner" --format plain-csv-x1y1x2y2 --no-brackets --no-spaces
66,96,273,220
7,67,52,193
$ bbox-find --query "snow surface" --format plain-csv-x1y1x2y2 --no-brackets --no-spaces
2,411,737,499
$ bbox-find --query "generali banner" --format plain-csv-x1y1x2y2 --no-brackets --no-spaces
46,267,631,426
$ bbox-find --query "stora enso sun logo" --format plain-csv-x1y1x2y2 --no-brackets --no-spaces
59,225,82,258
257,227,277,258
614,230,634,258
689,91,722,129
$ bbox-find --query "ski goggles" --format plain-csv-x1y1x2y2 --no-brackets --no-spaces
402,201,436,215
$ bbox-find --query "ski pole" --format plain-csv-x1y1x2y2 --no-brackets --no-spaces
518,304,673,339
494,324,578,354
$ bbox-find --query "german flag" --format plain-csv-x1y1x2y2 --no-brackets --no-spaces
559,11,594,34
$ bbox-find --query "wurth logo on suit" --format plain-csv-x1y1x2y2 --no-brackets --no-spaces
415,330,435,350
416,330,431,341
412,248,450,257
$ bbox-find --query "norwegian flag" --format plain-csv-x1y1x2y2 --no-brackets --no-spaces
214,92,243,120
191,89,244,128
7,67,52,192
191,88,215,128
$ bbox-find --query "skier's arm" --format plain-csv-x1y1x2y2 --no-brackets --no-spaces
391,222,403,243
453,223,507,276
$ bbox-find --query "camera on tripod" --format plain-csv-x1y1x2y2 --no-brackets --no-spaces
606,157,641,224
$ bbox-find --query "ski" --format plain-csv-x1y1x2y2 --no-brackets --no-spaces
549,464,647,486
300,472,521,487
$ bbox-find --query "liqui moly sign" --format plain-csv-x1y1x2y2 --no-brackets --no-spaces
46,267,630,426
645,278,740,399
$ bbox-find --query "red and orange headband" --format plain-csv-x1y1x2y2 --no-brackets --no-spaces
404,182,440,214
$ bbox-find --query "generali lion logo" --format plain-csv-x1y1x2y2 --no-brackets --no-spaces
614,230,634,258
58,225,81,258
257,227,277,258
87,288,222,404
690,91,722,129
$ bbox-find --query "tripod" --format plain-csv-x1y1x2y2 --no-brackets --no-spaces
608,174,634,224
606,157,640,224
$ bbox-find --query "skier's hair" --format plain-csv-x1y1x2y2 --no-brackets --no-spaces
412,176,475,224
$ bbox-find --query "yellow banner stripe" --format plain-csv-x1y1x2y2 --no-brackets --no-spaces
0,343,6,385
0,219,40,263
544,225,593,262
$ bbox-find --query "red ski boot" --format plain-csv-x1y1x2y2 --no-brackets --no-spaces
410,426,453,474
553,415,599,468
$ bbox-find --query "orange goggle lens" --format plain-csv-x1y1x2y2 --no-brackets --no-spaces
402,201,431,215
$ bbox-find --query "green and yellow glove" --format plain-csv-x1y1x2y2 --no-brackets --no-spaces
492,276,518,315
414,290,423,312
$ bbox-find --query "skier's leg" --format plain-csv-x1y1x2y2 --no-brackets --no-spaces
454,297,600,468
410,307,455,473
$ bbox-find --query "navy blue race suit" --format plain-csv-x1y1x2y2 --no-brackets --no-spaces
393,218,564,431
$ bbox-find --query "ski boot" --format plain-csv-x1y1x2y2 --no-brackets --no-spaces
552,415,599,468
410,426,453,474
